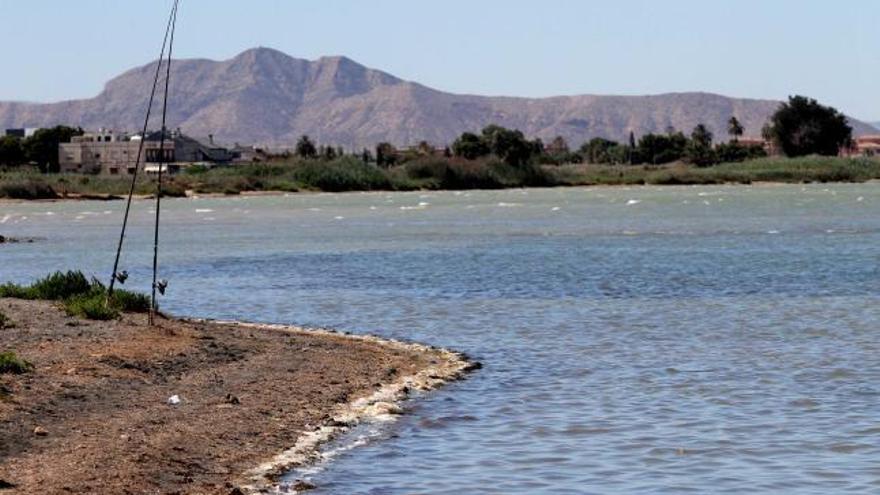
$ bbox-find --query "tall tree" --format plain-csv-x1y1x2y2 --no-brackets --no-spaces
628,131,637,164
684,124,717,166
579,138,618,164
295,135,317,158
0,135,25,166
727,117,744,143
375,142,397,167
548,136,569,154
451,132,490,160
23,125,83,173
638,132,687,164
764,95,852,156
480,125,538,167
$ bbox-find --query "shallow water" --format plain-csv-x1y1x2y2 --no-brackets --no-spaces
3,185,880,494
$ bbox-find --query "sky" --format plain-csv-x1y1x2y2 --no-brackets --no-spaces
1,0,877,121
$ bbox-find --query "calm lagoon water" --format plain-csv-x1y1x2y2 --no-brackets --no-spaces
3,184,880,494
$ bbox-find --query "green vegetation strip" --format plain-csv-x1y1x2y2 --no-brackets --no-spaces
2,156,879,199
0,271,150,321
552,156,880,186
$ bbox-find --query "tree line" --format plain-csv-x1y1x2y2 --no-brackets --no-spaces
291,95,855,169
0,95,855,172
0,126,84,172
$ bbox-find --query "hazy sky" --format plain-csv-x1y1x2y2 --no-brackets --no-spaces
1,0,877,120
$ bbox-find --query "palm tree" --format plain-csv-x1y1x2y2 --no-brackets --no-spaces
727,117,744,143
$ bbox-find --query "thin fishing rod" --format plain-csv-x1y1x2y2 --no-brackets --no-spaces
108,0,179,297
150,0,179,326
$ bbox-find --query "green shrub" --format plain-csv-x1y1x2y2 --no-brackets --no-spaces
0,351,32,374
0,179,58,199
292,157,391,191
64,293,120,320
1,271,151,320
265,179,300,192
405,158,449,181
0,283,30,299
0,311,12,329
28,271,93,300
183,164,210,175
110,289,151,313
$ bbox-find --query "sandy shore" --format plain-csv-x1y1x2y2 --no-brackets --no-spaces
0,298,475,494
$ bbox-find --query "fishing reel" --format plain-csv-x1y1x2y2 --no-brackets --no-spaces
154,279,169,295
114,270,129,284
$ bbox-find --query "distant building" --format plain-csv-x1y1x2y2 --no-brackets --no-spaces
3,128,40,138
395,142,448,160
59,129,234,175
845,135,880,157
230,144,278,163
734,137,765,147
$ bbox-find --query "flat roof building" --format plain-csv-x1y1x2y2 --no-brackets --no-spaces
59,129,233,175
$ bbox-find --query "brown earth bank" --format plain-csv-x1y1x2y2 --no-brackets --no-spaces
0,298,474,494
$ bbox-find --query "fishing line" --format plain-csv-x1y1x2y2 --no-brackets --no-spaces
108,0,180,299
150,0,179,325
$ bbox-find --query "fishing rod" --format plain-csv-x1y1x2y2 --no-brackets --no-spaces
149,0,179,326
107,0,180,299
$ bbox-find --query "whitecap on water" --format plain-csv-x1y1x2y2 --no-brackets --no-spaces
334,216,345,220
0,214,11,224
195,209,214,213
551,207,561,211
626,199,641,205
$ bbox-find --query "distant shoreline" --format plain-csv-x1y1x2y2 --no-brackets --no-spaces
2,156,879,202
2,179,879,206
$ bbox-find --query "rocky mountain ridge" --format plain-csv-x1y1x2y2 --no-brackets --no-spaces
0,47,875,148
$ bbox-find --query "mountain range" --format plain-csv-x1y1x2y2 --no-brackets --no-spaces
0,47,876,148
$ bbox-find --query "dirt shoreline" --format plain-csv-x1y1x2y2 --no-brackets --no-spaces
0,298,475,494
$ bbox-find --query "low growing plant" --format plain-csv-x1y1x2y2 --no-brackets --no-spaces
64,293,120,320
0,310,12,329
0,351,33,374
1,271,151,320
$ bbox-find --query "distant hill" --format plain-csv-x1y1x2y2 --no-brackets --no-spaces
0,47,876,148
870,122,880,131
